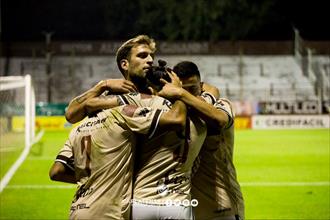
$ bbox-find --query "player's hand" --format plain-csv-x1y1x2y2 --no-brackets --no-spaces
161,70,182,87
158,84,183,100
159,70,182,89
158,71,183,100
103,79,137,94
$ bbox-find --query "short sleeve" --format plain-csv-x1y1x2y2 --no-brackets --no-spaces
113,105,163,138
117,92,143,106
214,98,234,129
200,92,217,105
54,139,75,171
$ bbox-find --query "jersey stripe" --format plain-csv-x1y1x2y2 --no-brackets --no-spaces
118,94,129,105
55,155,75,171
147,109,163,138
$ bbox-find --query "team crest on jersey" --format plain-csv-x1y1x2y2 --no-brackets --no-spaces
137,108,151,117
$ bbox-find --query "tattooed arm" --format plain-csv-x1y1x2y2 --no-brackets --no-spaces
65,79,137,124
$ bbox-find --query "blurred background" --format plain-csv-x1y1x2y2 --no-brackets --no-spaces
1,0,329,118
0,0,329,219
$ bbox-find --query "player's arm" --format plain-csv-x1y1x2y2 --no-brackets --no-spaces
181,89,229,129
157,99,187,132
117,100,186,139
49,161,76,184
120,72,187,137
84,96,120,115
65,79,137,123
159,82,228,129
155,71,187,132
49,140,76,184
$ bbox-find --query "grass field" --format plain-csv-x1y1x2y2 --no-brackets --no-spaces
0,129,329,220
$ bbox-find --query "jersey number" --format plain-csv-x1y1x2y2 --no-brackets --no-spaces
81,135,91,176
173,118,190,163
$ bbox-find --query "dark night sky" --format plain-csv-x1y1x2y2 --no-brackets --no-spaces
1,0,329,41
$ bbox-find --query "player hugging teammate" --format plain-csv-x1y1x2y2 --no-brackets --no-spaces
49,35,244,220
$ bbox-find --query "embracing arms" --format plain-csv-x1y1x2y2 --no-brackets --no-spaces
158,81,229,130
65,79,137,124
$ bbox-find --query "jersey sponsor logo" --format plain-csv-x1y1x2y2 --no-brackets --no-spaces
73,186,94,203
70,203,90,212
156,169,190,196
76,118,106,132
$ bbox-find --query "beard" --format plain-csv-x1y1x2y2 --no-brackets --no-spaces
130,75,150,94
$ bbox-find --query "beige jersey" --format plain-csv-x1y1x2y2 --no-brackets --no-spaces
55,140,88,185
118,92,207,205
56,104,162,220
192,98,245,220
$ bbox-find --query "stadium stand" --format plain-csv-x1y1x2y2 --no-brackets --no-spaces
162,55,320,102
0,55,328,104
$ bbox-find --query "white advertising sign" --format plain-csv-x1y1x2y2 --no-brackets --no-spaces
252,115,330,129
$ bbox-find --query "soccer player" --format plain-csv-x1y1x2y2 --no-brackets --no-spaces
191,98,245,220
93,60,229,220
79,62,207,219
123,68,207,220
69,60,230,219
65,34,156,124
49,74,187,219
172,61,245,220
62,34,227,219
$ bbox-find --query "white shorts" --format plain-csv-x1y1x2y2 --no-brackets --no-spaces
132,201,193,220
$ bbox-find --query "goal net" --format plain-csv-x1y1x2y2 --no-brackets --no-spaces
0,75,36,192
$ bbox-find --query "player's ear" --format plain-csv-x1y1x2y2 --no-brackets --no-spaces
120,59,129,71
120,59,129,78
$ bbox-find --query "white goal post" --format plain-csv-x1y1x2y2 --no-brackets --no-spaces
0,74,39,193
0,75,35,147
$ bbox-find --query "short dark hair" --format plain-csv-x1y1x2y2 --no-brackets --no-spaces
145,60,171,91
173,61,200,79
